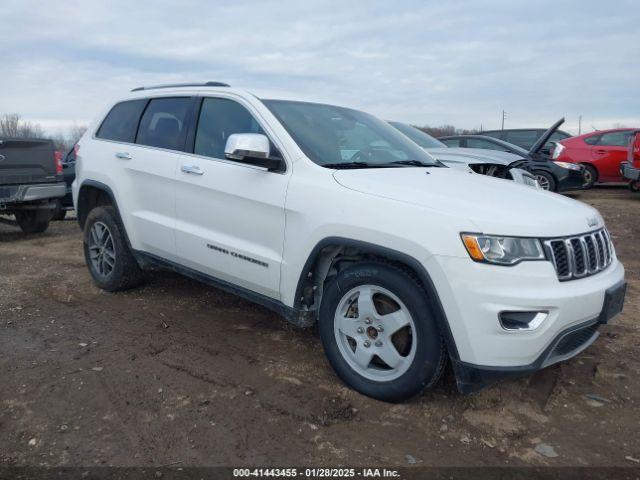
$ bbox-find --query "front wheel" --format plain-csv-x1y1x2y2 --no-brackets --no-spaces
582,164,598,189
318,263,446,402
533,170,557,191
629,180,640,193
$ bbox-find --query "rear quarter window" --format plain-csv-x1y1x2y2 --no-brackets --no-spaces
96,99,148,143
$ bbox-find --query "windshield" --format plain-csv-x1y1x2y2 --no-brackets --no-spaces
263,100,439,168
388,121,446,149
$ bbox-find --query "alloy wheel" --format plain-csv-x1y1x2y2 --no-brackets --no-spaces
536,174,551,191
88,221,116,277
333,285,417,381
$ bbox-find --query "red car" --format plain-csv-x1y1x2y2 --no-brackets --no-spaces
552,128,638,187
621,130,640,192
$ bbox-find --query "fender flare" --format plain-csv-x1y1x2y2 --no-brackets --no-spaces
294,236,460,360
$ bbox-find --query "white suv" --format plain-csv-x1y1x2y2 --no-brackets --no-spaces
72,82,626,402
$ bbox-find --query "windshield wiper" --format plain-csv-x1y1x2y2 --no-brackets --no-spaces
388,160,441,167
323,162,396,169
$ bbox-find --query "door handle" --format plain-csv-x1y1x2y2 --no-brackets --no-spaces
181,165,204,175
594,149,607,155
115,152,132,160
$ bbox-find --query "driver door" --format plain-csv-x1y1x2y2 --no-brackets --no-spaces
173,96,290,300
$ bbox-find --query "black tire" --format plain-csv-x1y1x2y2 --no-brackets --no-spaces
14,209,51,234
582,164,598,189
51,199,67,221
318,262,446,402
533,170,557,192
83,206,144,292
629,180,640,193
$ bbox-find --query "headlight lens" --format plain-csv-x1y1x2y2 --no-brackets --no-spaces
461,234,545,265
553,161,583,171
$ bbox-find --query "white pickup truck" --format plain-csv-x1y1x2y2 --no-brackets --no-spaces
73,82,626,401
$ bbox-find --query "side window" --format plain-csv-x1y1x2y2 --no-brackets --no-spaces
597,131,633,147
504,130,539,149
467,138,509,151
440,138,461,147
96,100,147,143
584,135,600,145
195,98,266,159
136,97,192,151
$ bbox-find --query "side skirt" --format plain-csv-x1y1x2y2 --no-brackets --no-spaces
132,250,315,328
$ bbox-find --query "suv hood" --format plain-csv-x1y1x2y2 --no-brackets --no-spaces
425,147,524,168
332,167,602,237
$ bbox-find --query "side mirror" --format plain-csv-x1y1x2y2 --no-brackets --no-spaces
224,133,284,171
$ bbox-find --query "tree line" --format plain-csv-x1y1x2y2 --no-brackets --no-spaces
0,113,87,153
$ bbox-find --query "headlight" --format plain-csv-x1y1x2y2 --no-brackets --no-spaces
551,142,565,159
553,161,582,171
461,234,545,265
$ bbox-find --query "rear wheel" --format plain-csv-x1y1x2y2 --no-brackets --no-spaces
318,262,446,402
51,199,67,221
582,164,598,189
533,170,556,191
14,209,51,234
83,206,144,291
629,181,640,193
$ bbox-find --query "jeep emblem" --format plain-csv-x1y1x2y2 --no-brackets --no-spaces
587,216,598,227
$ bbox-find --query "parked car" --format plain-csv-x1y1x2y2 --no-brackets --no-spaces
439,119,587,192
52,146,77,220
388,121,539,189
620,130,640,192
73,82,626,402
0,137,66,233
479,126,572,154
553,128,638,187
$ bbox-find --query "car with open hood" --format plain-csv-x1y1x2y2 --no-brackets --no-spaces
72,83,626,401
388,121,539,189
439,118,587,192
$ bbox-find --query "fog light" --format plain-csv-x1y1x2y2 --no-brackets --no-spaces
499,311,548,331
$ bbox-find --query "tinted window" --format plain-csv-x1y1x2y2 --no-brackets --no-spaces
504,130,539,149
467,138,509,151
584,135,600,145
597,131,634,147
136,97,192,151
96,100,147,143
440,138,461,147
195,98,266,159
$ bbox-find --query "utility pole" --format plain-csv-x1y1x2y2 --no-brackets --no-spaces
578,115,582,135
501,110,506,130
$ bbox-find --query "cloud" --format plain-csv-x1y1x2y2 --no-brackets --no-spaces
0,0,638,135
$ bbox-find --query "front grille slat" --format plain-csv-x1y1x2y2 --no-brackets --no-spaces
544,228,613,281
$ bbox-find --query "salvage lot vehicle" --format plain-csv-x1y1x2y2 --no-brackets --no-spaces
439,119,586,192
621,130,640,192
73,82,626,402
388,121,539,188
479,125,572,155
0,137,66,233
553,128,638,188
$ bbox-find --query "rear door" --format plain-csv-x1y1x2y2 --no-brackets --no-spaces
590,131,635,181
173,95,289,299
0,138,57,186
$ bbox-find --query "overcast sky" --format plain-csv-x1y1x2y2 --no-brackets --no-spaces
1,0,638,135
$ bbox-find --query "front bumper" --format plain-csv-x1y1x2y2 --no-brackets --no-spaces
621,162,640,181
0,182,66,205
556,166,587,192
424,254,625,391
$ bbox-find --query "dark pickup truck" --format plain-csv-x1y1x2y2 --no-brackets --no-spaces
0,137,66,233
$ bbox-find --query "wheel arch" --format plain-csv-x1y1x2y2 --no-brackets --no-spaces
293,237,460,359
76,181,130,245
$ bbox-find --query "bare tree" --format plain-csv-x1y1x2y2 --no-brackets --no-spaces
0,113,45,138
416,124,479,138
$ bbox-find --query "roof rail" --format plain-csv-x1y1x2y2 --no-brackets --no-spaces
131,81,230,92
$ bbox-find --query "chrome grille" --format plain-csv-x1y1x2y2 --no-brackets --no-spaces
544,228,613,281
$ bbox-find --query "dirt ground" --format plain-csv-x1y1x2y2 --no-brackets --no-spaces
0,186,638,468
